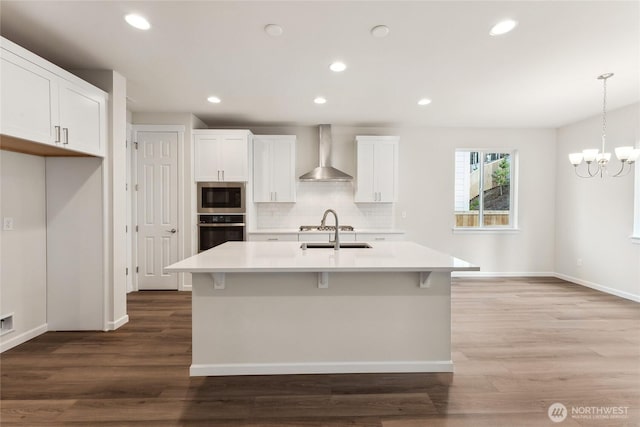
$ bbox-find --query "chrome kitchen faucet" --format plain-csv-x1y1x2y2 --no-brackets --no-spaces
320,209,340,250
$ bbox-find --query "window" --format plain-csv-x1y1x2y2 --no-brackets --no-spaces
454,150,516,229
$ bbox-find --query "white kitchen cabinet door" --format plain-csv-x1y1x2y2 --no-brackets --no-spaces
252,138,271,202
219,136,249,182
58,79,106,156
376,141,397,202
355,232,404,242
354,141,376,202
248,233,298,242
270,137,296,202
298,233,356,242
355,136,399,203
194,134,223,181
193,130,250,182
0,47,59,146
252,135,296,202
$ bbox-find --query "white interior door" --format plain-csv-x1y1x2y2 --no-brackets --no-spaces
136,130,179,290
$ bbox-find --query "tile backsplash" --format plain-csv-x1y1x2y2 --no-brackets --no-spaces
255,182,394,229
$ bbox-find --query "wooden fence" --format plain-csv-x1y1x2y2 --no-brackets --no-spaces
455,211,510,227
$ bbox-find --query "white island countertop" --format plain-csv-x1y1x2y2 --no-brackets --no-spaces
165,241,479,273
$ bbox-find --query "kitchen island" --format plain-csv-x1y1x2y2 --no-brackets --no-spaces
165,241,479,376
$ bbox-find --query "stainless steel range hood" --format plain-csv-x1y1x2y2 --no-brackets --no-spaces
299,124,353,182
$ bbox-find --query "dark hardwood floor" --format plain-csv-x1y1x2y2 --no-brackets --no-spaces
1,278,638,426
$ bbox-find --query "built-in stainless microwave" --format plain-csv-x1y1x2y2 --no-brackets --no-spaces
197,182,246,214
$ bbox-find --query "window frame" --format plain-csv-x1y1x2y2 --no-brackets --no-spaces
453,149,519,233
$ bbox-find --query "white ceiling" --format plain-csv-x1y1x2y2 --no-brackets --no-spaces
1,1,638,128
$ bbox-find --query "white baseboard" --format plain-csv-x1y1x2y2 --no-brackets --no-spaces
190,360,454,376
0,323,47,353
107,314,129,331
180,284,192,292
452,271,556,278
554,273,640,303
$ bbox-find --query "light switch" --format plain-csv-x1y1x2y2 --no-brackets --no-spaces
3,217,14,231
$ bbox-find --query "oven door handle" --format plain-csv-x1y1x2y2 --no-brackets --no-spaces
198,223,246,227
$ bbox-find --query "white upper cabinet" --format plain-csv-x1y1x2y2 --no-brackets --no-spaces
252,135,296,203
1,47,58,145
57,79,106,156
354,136,399,203
193,130,251,182
0,37,107,157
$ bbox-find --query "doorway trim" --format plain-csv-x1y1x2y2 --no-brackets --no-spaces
131,124,186,291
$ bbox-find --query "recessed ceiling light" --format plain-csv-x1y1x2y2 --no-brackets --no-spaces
314,97,327,104
264,24,283,37
371,25,390,38
490,19,517,36
417,98,432,106
329,62,347,72
207,96,221,104
125,14,151,30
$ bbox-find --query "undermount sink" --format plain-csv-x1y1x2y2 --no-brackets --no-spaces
301,243,372,249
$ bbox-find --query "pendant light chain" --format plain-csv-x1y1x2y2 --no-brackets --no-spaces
601,75,607,153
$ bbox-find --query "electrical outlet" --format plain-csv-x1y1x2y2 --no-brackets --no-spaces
2,217,14,231
401,211,407,219
0,314,14,336
577,258,583,267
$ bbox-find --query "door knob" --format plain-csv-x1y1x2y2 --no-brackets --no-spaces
167,228,177,234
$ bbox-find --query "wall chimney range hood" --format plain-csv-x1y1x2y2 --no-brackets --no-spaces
299,124,353,182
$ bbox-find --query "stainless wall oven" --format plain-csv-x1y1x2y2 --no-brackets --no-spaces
197,182,245,214
198,214,245,252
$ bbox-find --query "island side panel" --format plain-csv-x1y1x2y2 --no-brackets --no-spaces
191,271,452,376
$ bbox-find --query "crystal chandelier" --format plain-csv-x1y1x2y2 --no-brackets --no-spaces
568,73,639,178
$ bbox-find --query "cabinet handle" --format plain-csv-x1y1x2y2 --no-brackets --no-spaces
54,126,61,143
217,170,220,181
267,238,278,241
222,170,225,181
274,192,277,202
374,237,386,241
63,128,69,145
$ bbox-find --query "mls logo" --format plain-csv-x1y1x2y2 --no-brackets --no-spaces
548,402,568,423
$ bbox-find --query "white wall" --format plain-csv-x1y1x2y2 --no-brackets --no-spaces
0,151,47,351
401,127,556,274
46,157,105,330
555,103,640,301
